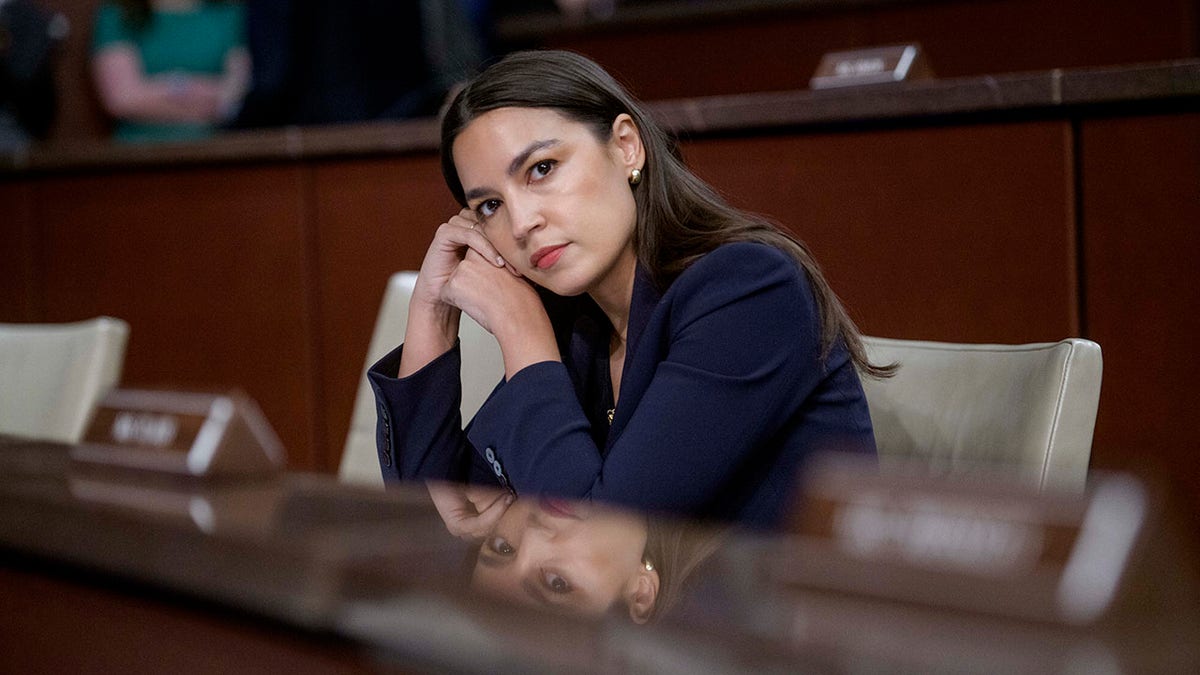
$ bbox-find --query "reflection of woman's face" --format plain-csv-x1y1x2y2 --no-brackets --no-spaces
471,497,657,620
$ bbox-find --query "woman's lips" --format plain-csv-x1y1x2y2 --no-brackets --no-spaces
539,497,580,519
530,244,567,270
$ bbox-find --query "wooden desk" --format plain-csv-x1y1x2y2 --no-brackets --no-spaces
1,437,1196,673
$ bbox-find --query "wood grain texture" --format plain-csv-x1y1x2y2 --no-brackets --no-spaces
0,181,39,322
32,165,322,470
1082,113,1200,507
681,121,1078,343
310,155,458,470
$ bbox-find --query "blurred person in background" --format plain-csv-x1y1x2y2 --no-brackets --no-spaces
91,0,250,143
234,0,485,127
0,0,65,149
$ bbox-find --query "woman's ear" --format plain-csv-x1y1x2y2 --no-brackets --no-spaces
610,113,645,173
625,567,660,624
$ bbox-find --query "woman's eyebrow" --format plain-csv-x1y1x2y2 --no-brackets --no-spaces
508,139,560,176
464,139,561,203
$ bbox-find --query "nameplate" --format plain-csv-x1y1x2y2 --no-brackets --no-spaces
776,454,1191,625
73,388,285,478
810,43,932,89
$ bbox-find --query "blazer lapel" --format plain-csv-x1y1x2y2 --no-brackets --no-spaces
605,265,662,447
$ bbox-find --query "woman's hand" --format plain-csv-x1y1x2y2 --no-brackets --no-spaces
441,248,540,336
442,248,561,378
426,481,513,541
411,209,510,313
399,209,513,377
402,209,558,379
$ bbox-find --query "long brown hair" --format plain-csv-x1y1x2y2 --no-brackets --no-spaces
441,50,894,378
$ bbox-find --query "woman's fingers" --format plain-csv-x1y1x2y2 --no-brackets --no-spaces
446,209,506,267
426,480,513,541
471,491,515,534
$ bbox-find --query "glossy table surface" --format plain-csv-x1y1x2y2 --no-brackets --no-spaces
1,436,1197,673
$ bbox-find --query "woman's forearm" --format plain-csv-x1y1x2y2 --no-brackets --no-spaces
492,303,560,380
397,300,462,378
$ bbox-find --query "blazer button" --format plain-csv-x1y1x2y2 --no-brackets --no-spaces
485,447,496,463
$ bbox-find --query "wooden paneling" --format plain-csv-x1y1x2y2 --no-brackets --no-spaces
546,0,1197,101
32,165,321,470
1082,113,1200,507
0,181,39,322
681,121,1077,343
311,155,457,469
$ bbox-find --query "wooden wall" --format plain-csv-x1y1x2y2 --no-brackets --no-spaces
1,157,451,472
1082,113,1200,506
680,121,1078,343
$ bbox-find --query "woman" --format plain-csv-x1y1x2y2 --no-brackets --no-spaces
431,484,723,624
369,50,890,529
91,0,249,143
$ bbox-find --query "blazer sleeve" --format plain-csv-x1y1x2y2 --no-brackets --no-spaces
367,342,503,489
465,243,828,514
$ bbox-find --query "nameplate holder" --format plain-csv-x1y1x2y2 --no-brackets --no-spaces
777,453,1196,625
72,388,285,478
810,43,933,89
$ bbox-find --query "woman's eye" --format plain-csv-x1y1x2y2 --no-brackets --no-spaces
531,160,556,180
488,536,514,556
477,199,501,218
544,571,571,594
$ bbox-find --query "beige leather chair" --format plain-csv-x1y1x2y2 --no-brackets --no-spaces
860,337,1102,492
0,317,130,443
339,272,505,487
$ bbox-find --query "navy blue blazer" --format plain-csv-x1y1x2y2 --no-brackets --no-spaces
369,242,875,528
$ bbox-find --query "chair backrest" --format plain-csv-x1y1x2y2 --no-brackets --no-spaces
339,272,505,487
0,317,130,443
859,337,1102,492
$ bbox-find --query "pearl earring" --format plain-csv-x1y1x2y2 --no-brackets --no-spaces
643,560,654,572
629,168,643,185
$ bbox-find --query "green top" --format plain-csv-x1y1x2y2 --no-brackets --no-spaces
92,2,246,143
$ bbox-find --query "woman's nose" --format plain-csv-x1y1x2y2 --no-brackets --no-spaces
507,194,544,241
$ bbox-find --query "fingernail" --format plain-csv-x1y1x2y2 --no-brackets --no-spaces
505,495,515,505
495,256,505,266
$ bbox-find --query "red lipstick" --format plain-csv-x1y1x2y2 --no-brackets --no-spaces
530,244,567,270
539,497,579,519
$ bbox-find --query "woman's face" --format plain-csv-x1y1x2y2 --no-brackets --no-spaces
452,107,644,300
471,497,659,622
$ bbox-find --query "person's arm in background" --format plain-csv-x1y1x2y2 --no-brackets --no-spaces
91,2,251,126
215,46,251,121
92,44,222,123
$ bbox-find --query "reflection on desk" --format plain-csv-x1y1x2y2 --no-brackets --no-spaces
0,436,1197,673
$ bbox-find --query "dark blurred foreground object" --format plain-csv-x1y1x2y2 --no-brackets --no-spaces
235,0,486,127
779,453,1200,625
0,434,1198,671
0,0,66,147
